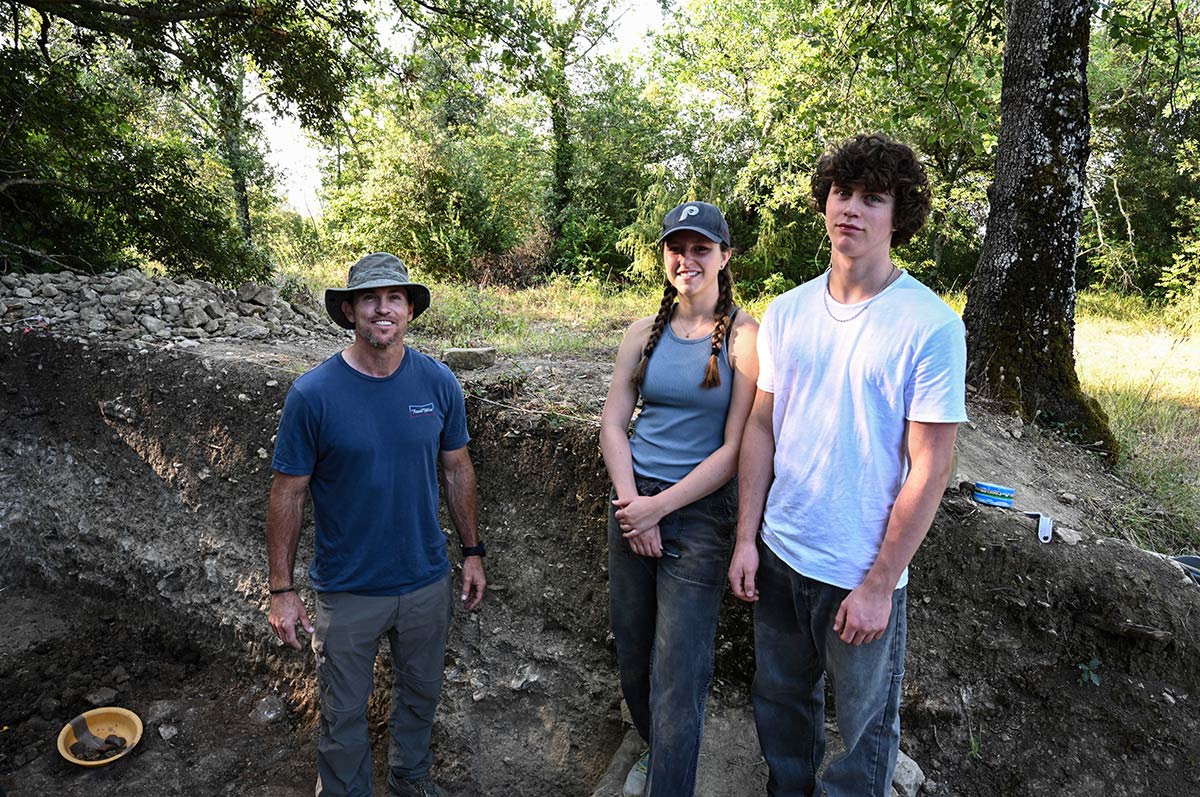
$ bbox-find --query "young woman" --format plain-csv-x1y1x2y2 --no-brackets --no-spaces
600,201,759,797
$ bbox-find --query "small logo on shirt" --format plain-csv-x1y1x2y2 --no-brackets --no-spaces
409,403,435,418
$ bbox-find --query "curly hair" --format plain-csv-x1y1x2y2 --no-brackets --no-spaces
810,134,932,247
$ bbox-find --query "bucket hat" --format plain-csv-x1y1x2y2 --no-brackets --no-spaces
658,201,731,247
324,252,431,329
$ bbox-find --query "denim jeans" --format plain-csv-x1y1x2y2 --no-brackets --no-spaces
752,540,907,797
312,576,453,797
608,476,737,797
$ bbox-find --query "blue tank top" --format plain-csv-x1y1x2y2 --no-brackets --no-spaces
630,319,734,483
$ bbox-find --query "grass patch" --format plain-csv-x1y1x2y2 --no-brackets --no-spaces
1075,289,1200,552
414,275,657,355
271,259,659,356
1075,290,1163,329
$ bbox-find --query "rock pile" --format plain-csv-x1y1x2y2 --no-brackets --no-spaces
0,268,344,345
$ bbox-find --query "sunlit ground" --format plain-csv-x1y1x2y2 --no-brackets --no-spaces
1074,294,1200,551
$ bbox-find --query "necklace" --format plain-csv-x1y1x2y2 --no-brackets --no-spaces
671,306,715,339
822,266,900,323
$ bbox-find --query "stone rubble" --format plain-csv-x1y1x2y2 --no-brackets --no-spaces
0,268,345,345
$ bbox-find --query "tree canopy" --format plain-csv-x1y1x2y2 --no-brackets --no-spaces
2,0,1199,444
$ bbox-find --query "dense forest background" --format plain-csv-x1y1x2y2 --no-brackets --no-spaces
2,0,1197,307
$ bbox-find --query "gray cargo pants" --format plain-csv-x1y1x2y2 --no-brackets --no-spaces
312,575,453,797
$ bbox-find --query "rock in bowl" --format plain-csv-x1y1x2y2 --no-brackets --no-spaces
57,706,143,767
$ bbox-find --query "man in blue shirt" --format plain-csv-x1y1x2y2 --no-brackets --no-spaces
266,252,486,797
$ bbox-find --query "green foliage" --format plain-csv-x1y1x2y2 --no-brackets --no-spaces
759,272,797,297
318,78,521,281
553,60,681,278
3,0,372,130
1077,657,1102,687
1082,4,1200,295
0,51,268,284
414,281,525,343
4,0,1199,313
622,0,1004,290
406,274,652,355
967,727,983,761
1155,140,1200,312
258,208,329,293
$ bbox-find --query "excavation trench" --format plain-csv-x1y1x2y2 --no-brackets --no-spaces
0,333,643,796
4,330,1200,797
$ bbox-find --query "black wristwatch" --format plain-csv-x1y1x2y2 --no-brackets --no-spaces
461,542,487,558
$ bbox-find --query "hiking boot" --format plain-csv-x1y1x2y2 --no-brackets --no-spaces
622,748,649,797
386,772,448,797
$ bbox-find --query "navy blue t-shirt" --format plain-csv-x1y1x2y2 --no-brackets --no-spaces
271,348,470,595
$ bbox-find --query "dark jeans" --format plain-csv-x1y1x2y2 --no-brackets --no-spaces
608,476,737,797
312,576,453,797
752,540,907,797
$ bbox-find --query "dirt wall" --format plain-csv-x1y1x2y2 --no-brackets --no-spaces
0,332,624,794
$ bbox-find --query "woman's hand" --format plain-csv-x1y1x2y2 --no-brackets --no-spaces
613,494,667,537
624,523,664,558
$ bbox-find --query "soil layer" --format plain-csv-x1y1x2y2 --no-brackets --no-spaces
2,330,1199,796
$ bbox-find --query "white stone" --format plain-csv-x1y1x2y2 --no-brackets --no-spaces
509,663,541,690
85,686,119,706
139,315,167,334
1056,526,1084,545
892,750,925,797
250,694,286,724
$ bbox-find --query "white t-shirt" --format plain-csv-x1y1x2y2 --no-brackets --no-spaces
757,271,967,590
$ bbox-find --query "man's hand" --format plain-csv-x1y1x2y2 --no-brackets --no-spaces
461,556,486,610
833,585,893,645
625,524,664,558
269,592,314,650
728,539,760,602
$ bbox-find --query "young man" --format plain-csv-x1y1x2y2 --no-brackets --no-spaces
729,135,966,796
266,252,486,797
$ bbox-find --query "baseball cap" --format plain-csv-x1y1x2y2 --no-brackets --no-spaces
657,202,731,246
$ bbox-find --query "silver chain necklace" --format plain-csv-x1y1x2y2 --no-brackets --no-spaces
670,305,715,339
822,266,899,323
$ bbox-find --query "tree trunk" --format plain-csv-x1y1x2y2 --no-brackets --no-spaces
216,66,253,245
545,45,574,264
962,0,1118,455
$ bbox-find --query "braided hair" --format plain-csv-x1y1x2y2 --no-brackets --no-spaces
631,264,736,389
631,283,677,387
702,267,735,388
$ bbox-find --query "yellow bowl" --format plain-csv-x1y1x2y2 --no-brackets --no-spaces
57,707,143,767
